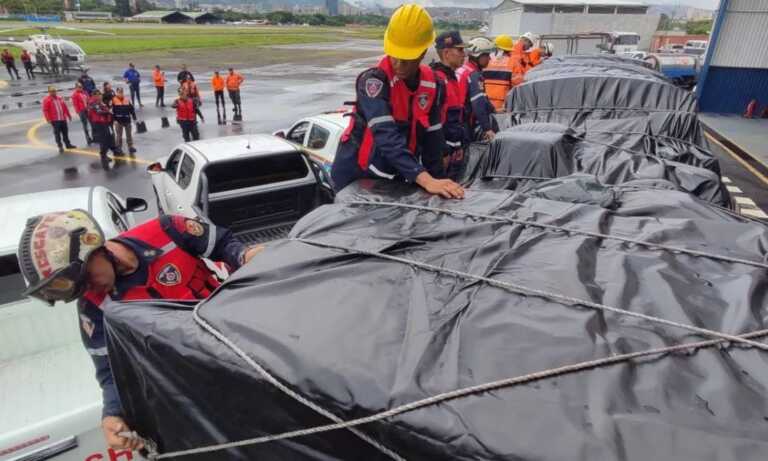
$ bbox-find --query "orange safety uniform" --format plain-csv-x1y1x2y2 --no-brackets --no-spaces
211,74,225,92
528,48,542,67
483,52,526,111
225,72,244,91
153,69,165,87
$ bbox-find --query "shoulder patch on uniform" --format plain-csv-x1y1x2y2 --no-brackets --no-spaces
185,219,204,237
417,93,429,110
156,263,182,286
365,78,384,98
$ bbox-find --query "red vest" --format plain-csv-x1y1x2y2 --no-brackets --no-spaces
175,98,197,121
83,219,220,306
351,56,438,170
433,67,464,127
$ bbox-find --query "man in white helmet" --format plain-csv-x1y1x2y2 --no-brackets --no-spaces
456,36,497,142
18,211,263,451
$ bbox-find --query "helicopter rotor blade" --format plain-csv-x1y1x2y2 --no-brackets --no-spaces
51,25,116,36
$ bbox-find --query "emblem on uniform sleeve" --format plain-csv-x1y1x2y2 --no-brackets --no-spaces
157,263,182,286
365,78,384,98
185,219,205,237
417,93,429,110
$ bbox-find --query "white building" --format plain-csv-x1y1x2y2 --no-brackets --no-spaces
490,0,660,51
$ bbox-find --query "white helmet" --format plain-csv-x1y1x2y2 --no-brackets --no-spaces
466,36,495,57
522,32,539,45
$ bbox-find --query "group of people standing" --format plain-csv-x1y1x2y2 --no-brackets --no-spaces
150,64,245,141
331,4,551,199
2,47,75,80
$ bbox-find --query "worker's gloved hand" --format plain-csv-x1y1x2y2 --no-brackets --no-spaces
243,244,266,264
417,172,465,199
102,416,144,451
482,130,496,142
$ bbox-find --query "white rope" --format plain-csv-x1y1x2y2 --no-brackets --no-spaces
146,324,768,459
294,237,768,350
342,200,768,270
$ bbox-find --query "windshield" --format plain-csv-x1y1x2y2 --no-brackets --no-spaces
615,35,640,45
61,43,82,55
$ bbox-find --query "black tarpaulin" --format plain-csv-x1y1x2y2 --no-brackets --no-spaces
106,180,768,461
458,123,729,207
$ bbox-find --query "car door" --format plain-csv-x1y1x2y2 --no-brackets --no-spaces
156,149,183,213
305,121,337,171
286,120,310,148
164,151,197,217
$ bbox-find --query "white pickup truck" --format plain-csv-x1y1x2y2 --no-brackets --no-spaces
0,187,146,461
147,134,334,244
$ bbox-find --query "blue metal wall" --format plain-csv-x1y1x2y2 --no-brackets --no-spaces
698,67,768,114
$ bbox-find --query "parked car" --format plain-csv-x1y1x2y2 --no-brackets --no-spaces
147,134,334,245
0,187,146,461
275,111,348,174
683,40,708,56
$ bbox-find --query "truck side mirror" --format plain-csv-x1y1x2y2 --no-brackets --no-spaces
147,162,164,174
274,130,286,138
125,197,148,212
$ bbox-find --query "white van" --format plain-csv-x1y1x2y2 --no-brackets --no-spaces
0,187,145,461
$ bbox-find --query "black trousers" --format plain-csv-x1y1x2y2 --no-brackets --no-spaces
228,90,241,115
51,121,72,148
78,110,91,143
214,90,226,116
155,86,164,106
23,63,34,79
5,63,20,79
129,82,142,106
92,123,120,157
179,120,199,142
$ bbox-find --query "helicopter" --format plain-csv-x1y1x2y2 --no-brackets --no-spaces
0,24,114,73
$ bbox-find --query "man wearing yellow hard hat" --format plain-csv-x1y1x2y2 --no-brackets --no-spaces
331,4,464,199
483,34,527,111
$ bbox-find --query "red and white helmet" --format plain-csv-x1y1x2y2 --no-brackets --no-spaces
18,210,106,304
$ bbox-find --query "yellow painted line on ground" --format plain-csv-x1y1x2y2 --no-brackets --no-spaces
705,132,768,187
0,117,43,129
25,119,151,165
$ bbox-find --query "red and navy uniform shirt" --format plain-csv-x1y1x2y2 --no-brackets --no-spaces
77,215,247,418
330,61,447,192
456,60,495,134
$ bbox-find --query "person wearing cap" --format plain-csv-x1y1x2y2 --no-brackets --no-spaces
457,37,497,142
17,210,264,451
226,67,244,119
41,86,76,154
71,82,93,145
483,34,525,111
431,30,468,177
331,4,464,199
88,88,121,169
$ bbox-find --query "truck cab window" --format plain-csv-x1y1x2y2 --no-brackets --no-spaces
178,155,195,189
166,149,183,179
308,124,330,150
288,122,310,145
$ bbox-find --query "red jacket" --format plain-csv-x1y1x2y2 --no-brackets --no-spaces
42,95,71,123
87,95,112,125
71,88,89,113
174,98,197,121
1,51,13,65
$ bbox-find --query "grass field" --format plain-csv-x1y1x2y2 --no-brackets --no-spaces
0,23,385,56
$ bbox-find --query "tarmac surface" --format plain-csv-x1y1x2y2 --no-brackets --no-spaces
0,42,765,223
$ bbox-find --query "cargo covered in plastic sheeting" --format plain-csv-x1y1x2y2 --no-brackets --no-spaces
458,123,730,207
105,180,768,461
500,55,703,146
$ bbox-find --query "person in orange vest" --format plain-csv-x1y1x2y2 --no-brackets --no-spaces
153,65,166,107
225,67,244,119
515,32,538,72
112,87,137,155
483,34,525,111
172,89,200,142
211,70,226,124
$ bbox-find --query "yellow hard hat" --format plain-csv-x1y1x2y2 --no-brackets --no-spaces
384,4,435,60
495,34,515,52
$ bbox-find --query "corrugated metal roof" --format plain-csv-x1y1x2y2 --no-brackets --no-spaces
507,0,647,5
131,10,179,18
184,11,215,18
711,0,768,68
